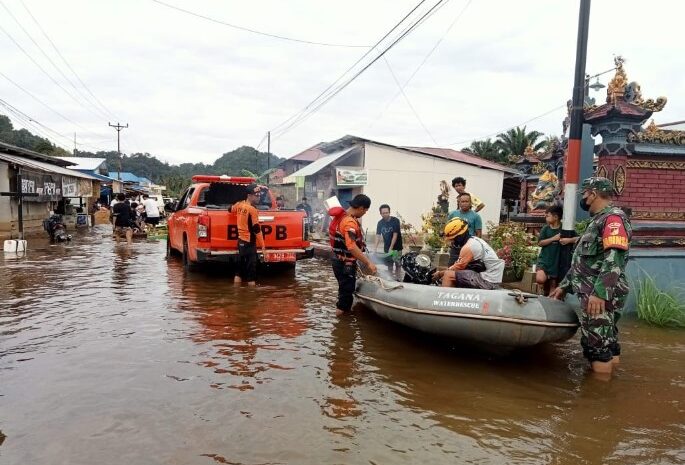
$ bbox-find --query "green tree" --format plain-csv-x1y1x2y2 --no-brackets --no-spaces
462,138,505,163
495,126,545,157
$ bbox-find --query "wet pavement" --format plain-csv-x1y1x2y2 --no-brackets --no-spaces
1,226,683,465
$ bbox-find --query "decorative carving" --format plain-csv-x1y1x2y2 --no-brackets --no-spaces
627,120,685,145
613,165,626,195
626,159,685,170
605,56,667,112
523,145,536,158
606,56,628,104
526,171,560,212
532,163,548,175
631,211,685,221
596,165,608,179
632,237,685,248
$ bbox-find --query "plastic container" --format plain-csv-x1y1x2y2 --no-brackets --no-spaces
4,240,27,253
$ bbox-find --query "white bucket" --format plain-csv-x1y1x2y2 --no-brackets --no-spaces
323,196,342,212
4,239,27,253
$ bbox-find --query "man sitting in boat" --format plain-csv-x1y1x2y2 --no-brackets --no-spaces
433,218,505,290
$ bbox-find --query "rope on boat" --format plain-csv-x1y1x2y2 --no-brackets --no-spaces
510,289,528,305
357,264,403,291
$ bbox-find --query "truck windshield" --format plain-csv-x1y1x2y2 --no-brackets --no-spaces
199,183,272,210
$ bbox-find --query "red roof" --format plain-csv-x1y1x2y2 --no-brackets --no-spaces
585,100,651,121
403,146,513,172
288,143,326,162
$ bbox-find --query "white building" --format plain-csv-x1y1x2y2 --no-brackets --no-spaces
283,135,514,233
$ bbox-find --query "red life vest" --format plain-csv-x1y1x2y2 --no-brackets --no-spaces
328,206,346,248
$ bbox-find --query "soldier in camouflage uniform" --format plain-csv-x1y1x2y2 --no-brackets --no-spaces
551,177,632,375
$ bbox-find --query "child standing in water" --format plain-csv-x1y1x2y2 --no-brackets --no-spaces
535,205,563,295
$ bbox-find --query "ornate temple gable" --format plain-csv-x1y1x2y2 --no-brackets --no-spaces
628,120,685,146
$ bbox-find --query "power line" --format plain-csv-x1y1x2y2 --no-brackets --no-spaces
0,71,108,140
382,57,438,145
0,98,108,152
447,104,566,147
150,0,369,48
18,0,120,121
271,0,450,141
269,0,431,136
0,0,111,121
369,0,472,131
0,20,107,123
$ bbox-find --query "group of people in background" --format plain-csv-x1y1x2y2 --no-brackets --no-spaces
109,193,161,245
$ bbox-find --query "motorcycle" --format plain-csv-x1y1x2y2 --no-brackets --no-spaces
43,214,72,242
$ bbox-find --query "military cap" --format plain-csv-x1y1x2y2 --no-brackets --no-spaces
581,176,614,194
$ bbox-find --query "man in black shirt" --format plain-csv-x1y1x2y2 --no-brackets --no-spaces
296,197,313,232
374,204,403,271
112,193,133,244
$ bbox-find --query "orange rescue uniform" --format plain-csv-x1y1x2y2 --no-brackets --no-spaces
231,200,264,247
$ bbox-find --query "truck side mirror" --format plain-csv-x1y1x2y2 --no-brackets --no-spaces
165,201,177,213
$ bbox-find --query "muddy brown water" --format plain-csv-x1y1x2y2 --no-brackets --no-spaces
1,226,683,465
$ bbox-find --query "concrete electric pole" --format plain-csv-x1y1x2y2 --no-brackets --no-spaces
108,122,128,181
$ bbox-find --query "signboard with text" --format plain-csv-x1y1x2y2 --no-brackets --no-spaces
335,167,368,186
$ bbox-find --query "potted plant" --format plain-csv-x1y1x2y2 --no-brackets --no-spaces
486,221,538,282
396,213,423,252
421,205,449,252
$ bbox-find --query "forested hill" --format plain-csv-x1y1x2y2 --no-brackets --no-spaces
0,114,283,196
74,146,283,196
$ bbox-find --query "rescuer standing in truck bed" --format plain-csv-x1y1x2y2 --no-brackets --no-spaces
231,183,266,286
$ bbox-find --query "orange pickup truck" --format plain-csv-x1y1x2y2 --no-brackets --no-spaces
166,175,313,269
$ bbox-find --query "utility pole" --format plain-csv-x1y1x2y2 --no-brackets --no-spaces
73,132,76,155
266,131,271,185
562,0,591,233
558,0,591,278
108,122,128,181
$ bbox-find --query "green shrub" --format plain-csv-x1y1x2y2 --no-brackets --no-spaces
636,276,685,328
486,221,538,279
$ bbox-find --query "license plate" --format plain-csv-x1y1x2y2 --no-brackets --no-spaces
264,252,296,262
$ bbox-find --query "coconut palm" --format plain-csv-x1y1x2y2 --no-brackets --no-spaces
462,138,505,163
495,126,546,157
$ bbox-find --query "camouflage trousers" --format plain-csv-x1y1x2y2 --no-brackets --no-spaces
578,294,624,363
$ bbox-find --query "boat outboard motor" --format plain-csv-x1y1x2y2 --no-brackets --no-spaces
401,252,436,285
43,214,71,242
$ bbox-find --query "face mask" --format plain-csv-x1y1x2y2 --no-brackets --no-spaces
579,193,593,212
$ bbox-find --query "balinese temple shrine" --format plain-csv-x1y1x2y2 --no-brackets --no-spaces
516,57,685,305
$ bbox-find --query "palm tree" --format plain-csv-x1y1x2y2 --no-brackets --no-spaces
462,138,504,162
495,126,546,157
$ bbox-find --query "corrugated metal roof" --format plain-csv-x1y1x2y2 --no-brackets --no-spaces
282,146,356,183
108,172,144,183
0,141,75,166
0,153,99,180
56,156,107,171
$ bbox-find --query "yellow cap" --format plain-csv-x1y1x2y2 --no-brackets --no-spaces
444,217,469,240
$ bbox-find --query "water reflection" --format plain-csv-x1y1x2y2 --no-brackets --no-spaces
166,259,310,391
0,230,683,465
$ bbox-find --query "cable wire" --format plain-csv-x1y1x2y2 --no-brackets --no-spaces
382,57,438,145
269,0,431,135
0,71,108,140
151,0,369,48
0,20,107,123
18,0,120,121
447,104,566,147
369,0,472,132
272,0,449,141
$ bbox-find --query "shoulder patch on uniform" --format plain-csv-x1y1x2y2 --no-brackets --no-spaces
602,215,629,250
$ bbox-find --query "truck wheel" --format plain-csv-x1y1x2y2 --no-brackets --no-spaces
166,237,180,258
182,237,196,271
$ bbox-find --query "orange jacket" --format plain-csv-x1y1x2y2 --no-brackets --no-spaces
231,200,264,247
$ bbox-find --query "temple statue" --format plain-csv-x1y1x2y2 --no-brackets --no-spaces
527,170,560,212
437,180,450,214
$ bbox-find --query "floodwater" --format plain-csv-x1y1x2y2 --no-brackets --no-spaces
1,227,683,465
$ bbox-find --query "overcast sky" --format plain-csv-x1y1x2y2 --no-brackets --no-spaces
1,0,683,165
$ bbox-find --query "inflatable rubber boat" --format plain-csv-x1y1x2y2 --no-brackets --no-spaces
355,253,579,348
